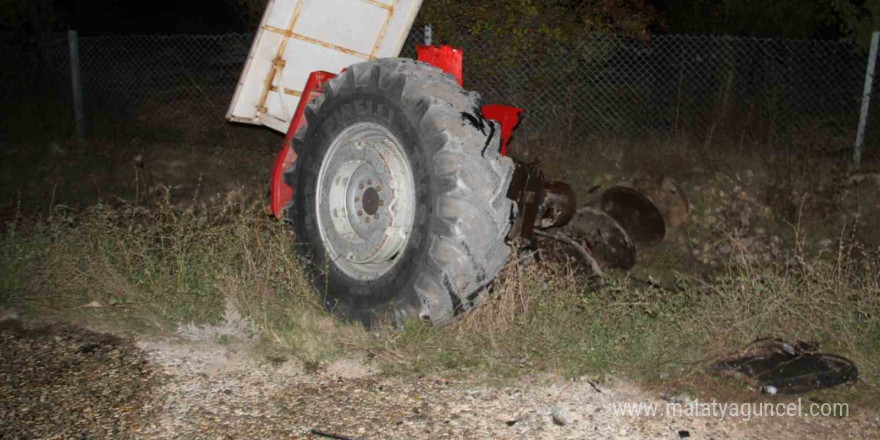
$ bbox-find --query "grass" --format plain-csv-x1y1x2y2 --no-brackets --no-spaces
1,121,879,408
0,189,354,362
1,182,878,389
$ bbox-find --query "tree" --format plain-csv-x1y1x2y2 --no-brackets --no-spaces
833,0,880,50
419,0,656,45
659,0,838,39
221,0,268,31
417,0,657,73
0,0,64,63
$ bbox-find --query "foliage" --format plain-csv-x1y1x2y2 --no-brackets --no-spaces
414,0,657,77
2,155,878,383
418,0,656,53
0,0,62,50
661,0,838,39
220,0,269,31
832,0,880,50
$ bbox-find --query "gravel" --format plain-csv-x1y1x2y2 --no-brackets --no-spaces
0,319,161,439
2,318,878,439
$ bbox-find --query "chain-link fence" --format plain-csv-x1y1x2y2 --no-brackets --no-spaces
3,29,879,161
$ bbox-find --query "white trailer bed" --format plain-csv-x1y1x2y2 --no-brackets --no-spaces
226,0,423,133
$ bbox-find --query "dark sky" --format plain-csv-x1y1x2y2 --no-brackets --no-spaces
63,0,242,35
58,0,846,40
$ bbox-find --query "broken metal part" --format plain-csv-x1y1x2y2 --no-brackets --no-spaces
506,162,545,248
535,230,604,277
535,181,575,229
600,186,666,249
633,176,690,229
564,207,636,270
712,338,859,395
310,428,368,440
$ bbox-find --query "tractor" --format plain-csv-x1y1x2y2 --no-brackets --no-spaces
227,0,667,327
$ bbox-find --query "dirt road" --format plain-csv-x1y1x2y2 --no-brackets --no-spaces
1,319,876,439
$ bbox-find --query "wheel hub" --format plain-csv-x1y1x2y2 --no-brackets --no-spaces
316,122,415,281
362,187,380,215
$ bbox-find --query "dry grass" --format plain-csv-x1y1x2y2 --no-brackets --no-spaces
1,145,878,385
378,219,880,382
0,188,359,363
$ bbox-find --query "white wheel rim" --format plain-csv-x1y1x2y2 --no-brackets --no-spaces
315,122,416,281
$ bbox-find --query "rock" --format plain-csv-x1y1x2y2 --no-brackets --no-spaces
551,407,570,426
662,390,694,405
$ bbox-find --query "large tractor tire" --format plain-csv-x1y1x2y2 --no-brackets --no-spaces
285,58,514,327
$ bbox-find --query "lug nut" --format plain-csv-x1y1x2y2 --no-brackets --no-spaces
358,210,363,216
378,200,384,206
365,217,371,224
358,183,364,190
376,186,383,192
368,179,374,185
355,196,360,202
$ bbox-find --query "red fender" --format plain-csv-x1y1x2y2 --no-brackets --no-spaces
416,45,463,86
269,71,335,219
480,104,524,156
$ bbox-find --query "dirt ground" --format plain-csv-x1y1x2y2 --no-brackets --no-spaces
3,136,880,439
1,316,877,440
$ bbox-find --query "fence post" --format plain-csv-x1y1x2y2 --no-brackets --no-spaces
68,29,85,142
424,24,433,46
854,30,879,170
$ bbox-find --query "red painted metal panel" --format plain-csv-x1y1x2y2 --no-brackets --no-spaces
270,71,336,219
416,45,463,86
481,104,524,156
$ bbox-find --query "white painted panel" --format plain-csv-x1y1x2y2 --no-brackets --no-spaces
264,0,297,29
295,0,387,56
278,38,365,91
227,30,285,124
227,0,423,133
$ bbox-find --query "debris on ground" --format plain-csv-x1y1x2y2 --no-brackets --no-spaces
0,319,161,439
551,406,570,426
545,177,686,273
1,318,877,439
712,338,859,395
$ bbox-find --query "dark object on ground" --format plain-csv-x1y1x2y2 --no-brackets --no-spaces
678,430,691,438
536,181,576,229
564,207,636,270
600,186,666,249
712,338,858,395
633,175,690,228
535,229,604,276
311,428,368,440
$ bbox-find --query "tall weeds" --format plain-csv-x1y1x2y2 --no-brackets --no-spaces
1,188,877,382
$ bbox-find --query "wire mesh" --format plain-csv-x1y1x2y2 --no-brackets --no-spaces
3,29,877,158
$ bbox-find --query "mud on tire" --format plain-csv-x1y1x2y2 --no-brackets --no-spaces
286,58,514,327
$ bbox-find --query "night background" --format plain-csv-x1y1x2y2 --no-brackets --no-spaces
3,1,877,41
1,2,880,439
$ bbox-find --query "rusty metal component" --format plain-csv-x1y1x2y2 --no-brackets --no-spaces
535,181,575,229
506,162,544,248
632,176,690,229
600,186,666,249
562,207,636,270
535,229,604,276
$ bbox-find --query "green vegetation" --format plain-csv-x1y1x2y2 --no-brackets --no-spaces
2,176,877,385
